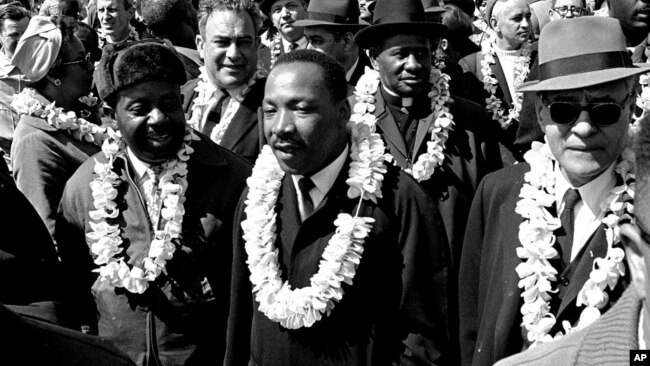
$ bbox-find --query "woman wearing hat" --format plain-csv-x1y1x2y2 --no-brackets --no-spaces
10,15,110,243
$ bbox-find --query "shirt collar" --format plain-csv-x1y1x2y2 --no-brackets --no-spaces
281,35,309,53
345,56,360,82
291,144,349,206
554,162,616,216
126,147,150,182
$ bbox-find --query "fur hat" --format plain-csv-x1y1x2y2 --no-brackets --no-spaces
94,39,186,106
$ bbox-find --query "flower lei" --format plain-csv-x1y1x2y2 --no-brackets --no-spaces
11,88,113,146
242,116,388,329
515,136,634,346
353,66,454,182
269,33,282,68
187,66,266,144
86,126,201,294
97,26,140,49
480,38,533,130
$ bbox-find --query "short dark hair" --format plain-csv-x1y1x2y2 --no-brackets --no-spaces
197,0,262,37
142,0,198,39
442,4,474,41
74,20,101,62
273,49,347,102
0,3,30,25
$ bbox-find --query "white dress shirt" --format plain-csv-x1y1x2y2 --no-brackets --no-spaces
282,35,309,53
554,163,616,261
291,145,349,221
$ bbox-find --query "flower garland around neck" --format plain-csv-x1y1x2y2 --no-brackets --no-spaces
515,134,635,346
86,126,201,294
187,65,267,144
11,88,114,146
97,26,139,49
480,37,532,130
269,32,282,68
241,114,388,329
353,66,454,182
635,70,650,121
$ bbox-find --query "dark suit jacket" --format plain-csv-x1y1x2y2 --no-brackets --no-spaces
56,135,252,366
224,162,452,366
458,163,627,366
0,303,135,366
495,284,641,366
459,45,539,162
181,77,266,164
348,50,372,90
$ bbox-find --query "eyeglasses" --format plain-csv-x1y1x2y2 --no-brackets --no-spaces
61,53,93,71
551,5,588,17
541,93,634,127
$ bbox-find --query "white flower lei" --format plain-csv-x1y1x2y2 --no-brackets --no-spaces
515,136,634,346
86,126,201,294
353,66,454,182
480,38,533,130
97,26,140,49
11,88,113,146
187,66,266,144
269,33,282,68
241,116,388,329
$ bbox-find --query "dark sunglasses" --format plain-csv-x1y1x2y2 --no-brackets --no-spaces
541,93,633,127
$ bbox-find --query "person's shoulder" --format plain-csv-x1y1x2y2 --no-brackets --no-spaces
181,78,200,99
459,51,481,72
478,163,530,199
191,132,252,173
494,335,581,366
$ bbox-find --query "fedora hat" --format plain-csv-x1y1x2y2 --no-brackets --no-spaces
518,17,650,92
355,0,447,48
294,0,367,30
422,0,446,21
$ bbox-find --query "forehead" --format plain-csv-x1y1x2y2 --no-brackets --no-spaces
553,0,584,7
377,33,430,52
265,62,326,99
271,0,303,9
206,9,255,37
304,27,336,39
543,79,630,101
60,36,86,59
97,0,124,9
117,80,180,102
0,17,28,34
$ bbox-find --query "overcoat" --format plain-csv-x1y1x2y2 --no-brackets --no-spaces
56,134,252,366
458,163,627,366
224,162,452,366
181,77,266,164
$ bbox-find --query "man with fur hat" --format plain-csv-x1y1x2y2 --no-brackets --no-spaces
295,0,371,91
224,48,451,366
257,0,308,71
353,0,502,274
181,0,266,164
55,39,252,365
460,0,539,161
458,17,647,366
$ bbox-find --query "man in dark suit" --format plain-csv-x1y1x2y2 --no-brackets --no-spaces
354,0,502,270
182,0,266,164
224,49,452,366
257,0,308,71
460,0,538,162
294,0,370,92
459,17,650,366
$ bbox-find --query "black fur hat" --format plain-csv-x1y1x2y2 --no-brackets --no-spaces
94,39,187,106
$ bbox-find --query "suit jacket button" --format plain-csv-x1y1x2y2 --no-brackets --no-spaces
560,276,569,286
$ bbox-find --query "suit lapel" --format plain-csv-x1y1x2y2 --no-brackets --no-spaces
374,90,409,166
492,55,513,108
218,81,263,150
556,225,608,319
278,175,302,266
412,113,435,162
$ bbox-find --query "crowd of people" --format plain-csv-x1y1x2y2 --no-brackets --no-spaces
0,0,649,365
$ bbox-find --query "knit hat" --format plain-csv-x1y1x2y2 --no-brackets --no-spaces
94,39,186,105
11,16,62,82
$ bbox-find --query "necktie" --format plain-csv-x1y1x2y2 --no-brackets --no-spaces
289,42,298,52
559,188,581,264
298,177,315,220
145,165,164,230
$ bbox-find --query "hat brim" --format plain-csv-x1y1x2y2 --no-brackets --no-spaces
294,19,368,30
355,22,447,48
517,64,650,92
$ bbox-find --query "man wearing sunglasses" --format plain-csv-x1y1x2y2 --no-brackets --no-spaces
459,17,650,366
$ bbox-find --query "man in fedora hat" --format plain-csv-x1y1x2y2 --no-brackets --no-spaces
181,0,266,164
294,0,370,91
353,0,502,274
257,0,308,71
458,16,649,366
460,0,539,162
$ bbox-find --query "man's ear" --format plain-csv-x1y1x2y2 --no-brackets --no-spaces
489,17,498,31
368,47,380,71
196,34,205,59
534,94,547,130
342,32,355,52
620,223,648,290
340,98,351,123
